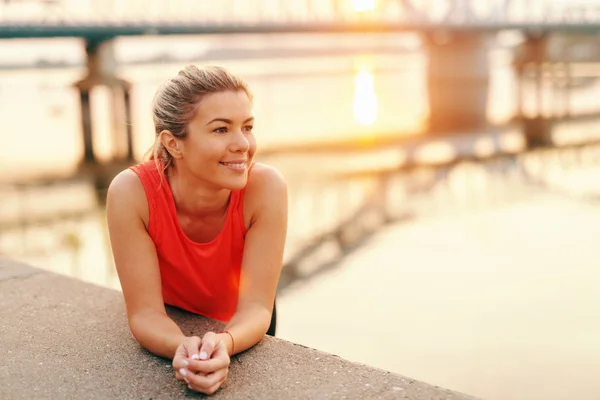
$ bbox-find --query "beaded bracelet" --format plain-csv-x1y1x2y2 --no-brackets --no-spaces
221,330,235,356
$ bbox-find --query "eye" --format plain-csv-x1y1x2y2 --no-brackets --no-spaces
243,125,254,133
213,127,228,133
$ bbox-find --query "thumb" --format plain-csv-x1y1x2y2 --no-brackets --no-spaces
183,336,202,360
213,339,230,361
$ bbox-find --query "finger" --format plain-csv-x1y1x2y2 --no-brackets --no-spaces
187,378,223,395
173,357,192,370
185,354,230,375
213,339,230,359
185,368,228,391
173,343,188,360
203,379,226,396
183,336,202,360
199,332,218,360
172,343,188,370
173,336,202,371
177,367,192,387
187,376,226,396
175,365,199,382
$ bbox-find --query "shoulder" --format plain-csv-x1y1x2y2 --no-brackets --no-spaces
243,163,287,223
106,168,149,225
107,168,146,200
246,163,287,195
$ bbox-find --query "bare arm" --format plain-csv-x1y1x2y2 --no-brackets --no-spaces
214,164,288,356
106,170,186,359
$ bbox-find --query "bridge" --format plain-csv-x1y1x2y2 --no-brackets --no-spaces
1,0,600,39
1,0,599,177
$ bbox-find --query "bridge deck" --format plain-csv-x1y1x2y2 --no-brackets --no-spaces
1,0,600,39
2,22,600,40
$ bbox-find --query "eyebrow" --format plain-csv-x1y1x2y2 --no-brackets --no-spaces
206,117,254,125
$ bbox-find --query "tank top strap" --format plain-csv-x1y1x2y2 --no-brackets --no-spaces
130,160,255,241
129,160,168,243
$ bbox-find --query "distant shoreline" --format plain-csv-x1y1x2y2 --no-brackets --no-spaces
0,44,417,71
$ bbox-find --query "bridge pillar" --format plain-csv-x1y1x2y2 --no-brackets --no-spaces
424,32,490,135
513,34,556,149
74,38,134,167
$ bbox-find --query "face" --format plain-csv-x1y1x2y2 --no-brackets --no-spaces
167,90,256,190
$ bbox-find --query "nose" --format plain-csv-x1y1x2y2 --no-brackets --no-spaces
229,129,250,153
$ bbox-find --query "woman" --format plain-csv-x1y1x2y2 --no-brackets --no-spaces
106,65,288,395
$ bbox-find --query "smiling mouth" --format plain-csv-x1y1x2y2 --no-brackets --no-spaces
219,161,246,169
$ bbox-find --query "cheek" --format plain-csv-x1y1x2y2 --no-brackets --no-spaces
248,135,257,154
192,140,221,158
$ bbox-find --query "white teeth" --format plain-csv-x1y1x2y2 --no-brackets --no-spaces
221,162,245,168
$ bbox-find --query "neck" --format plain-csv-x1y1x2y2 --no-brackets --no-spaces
166,165,230,217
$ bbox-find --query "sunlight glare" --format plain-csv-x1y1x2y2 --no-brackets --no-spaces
353,65,378,126
353,0,376,12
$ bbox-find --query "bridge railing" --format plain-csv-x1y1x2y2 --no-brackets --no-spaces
2,0,600,27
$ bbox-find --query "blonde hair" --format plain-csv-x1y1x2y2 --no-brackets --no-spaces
147,65,252,174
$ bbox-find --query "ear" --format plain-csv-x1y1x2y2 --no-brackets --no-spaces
159,130,183,159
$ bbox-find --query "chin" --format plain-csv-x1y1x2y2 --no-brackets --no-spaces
223,176,248,191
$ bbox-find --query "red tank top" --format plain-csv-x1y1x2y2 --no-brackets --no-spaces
130,161,246,322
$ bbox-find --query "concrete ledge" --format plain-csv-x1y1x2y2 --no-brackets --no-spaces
0,257,478,400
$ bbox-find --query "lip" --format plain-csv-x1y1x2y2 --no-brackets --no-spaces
219,160,247,164
219,160,247,171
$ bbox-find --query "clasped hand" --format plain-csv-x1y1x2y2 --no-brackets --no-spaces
172,332,230,395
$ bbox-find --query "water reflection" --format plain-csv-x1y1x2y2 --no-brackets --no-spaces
278,143,600,400
353,0,376,12
353,57,378,126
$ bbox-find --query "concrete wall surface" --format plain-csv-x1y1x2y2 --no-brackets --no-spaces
0,257,479,400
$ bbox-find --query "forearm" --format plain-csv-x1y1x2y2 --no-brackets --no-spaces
218,303,272,356
129,309,186,359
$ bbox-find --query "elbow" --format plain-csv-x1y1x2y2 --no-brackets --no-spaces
127,309,160,344
234,302,272,335
255,304,274,336
127,311,148,344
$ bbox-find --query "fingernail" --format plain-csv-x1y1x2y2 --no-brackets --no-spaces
179,368,187,376
191,353,200,360
199,351,208,360
182,360,189,367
